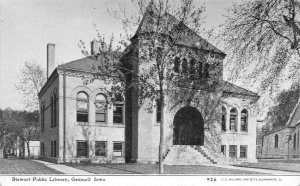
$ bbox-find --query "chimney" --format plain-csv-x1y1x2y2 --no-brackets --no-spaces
47,43,55,78
91,39,103,55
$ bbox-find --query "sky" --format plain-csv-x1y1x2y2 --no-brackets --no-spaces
0,0,239,110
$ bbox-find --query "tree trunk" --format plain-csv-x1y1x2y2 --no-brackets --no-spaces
26,141,31,160
159,96,165,174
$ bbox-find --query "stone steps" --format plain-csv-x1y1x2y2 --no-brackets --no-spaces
163,145,217,165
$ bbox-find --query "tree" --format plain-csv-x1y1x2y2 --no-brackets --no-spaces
80,0,227,173
0,108,39,159
16,61,46,111
221,0,300,95
267,81,300,129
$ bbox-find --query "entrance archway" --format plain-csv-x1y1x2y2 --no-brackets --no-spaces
173,106,204,145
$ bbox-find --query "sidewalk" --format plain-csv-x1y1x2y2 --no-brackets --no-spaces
33,160,93,175
213,164,300,175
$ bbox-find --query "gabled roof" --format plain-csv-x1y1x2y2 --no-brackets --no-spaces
221,81,259,97
286,96,300,127
132,2,225,55
58,55,98,72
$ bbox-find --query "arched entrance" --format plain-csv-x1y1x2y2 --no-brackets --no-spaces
173,106,204,145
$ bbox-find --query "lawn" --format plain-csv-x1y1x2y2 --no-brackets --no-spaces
67,163,263,174
0,159,62,174
235,159,300,173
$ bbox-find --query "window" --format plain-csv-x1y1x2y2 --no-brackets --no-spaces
95,141,107,156
198,61,203,78
174,57,180,73
113,142,123,157
294,133,296,150
51,95,54,127
182,58,187,74
240,145,247,158
51,92,57,128
51,141,53,157
156,99,162,123
77,141,88,157
54,93,57,127
113,94,124,124
40,142,44,156
189,59,196,79
77,92,89,122
222,107,226,131
41,104,45,132
95,94,107,123
221,145,226,156
204,63,209,78
229,108,237,132
241,109,248,132
274,134,278,148
297,132,299,149
50,140,56,157
229,145,237,158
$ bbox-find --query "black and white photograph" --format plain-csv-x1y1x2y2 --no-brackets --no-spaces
0,0,300,185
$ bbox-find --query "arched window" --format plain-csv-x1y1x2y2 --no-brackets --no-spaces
221,107,226,131
297,132,300,149
182,58,187,74
294,133,296,150
95,94,107,123
113,94,124,124
204,63,209,78
174,57,180,73
189,59,196,79
198,61,203,78
77,91,89,122
229,108,237,131
274,134,278,148
241,109,248,132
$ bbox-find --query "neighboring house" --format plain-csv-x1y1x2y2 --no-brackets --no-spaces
262,99,300,159
39,2,259,164
22,127,40,159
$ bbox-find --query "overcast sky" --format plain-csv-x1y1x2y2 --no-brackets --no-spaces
0,0,239,110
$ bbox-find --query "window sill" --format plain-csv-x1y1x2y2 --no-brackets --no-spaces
154,122,161,126
76,122,90,126
113,123,125,127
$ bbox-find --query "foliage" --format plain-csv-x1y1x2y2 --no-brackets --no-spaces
80,0,228,173
0,108,39,158
267,82,300,129
16,61,46,111
222,0,300,95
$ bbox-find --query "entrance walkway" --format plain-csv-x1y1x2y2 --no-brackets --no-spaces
33,160,92,175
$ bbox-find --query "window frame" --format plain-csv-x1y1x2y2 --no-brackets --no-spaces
229,145,237,158
229,108,237,132
221,145,226,157
95,141,107,157
113,94,124,125
95,94,107,124
76,91,89,123
274,134,279,148
240,145,247,158
113,142,124,157
221,107,226,132
76,141,88,157
241,109,248,132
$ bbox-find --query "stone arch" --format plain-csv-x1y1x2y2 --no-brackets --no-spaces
173,106,204,145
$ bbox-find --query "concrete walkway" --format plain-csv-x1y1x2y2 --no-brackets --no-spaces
33,160,93,175
213,164,300,175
